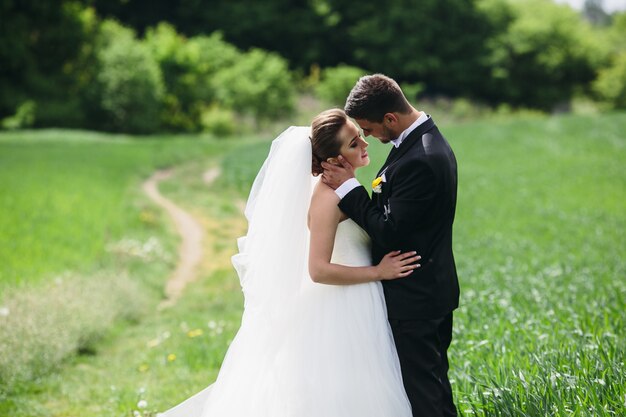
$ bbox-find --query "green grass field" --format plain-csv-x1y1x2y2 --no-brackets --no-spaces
1,112,625,416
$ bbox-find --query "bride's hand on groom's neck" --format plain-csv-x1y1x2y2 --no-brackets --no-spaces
321,156,355,190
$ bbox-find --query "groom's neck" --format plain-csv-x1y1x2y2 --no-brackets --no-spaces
396,108,422,132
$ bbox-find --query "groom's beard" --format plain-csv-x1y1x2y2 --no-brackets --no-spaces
377,125,397,144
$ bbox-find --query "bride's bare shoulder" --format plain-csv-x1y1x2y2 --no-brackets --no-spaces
311,180,340,206
308,181,342,226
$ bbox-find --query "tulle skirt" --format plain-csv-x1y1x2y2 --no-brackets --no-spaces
159,280,412,417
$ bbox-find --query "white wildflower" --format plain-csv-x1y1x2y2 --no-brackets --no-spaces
137,399,148,409
0,306,9,317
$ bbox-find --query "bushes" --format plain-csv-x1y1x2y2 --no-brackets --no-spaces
6,2,626,132
144,25,241,132
143,26,296,133
1,14,296,135
594,52,626,109
92,21,165,133
0,101,36,130
124,23,295,133
315,65,367,106
212,48,295,122
199,105,237,136
477,0,606,109
592,13,626,109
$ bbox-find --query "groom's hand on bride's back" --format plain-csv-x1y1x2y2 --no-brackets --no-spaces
321,156,354,190
376,250,421,280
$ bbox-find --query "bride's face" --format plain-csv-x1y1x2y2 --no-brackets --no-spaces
337,120,370,169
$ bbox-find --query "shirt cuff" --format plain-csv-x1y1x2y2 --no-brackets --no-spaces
334,178,361,200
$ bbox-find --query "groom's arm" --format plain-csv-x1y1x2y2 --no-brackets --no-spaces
339,160,437,250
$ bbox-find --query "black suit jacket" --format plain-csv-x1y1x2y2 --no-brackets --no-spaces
339,116,459,319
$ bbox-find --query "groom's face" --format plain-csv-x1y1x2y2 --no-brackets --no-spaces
354,118,395,144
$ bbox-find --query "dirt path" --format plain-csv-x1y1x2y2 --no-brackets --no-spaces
202,167,221,185
143,169,213,308
203,166,246,214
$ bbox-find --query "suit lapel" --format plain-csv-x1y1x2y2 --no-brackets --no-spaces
376,146,399,177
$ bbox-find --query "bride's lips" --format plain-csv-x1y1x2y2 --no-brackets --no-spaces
362,152,368,158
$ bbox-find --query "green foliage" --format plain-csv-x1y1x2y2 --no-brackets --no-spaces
3,0,626,131
0,101,36,130
93,0,341,68
144,25,241,131
144,24,295,130
212,49,296,121
315,65,367,106
593,51,626,108
341,0,495,96
0,2,95,126
591,13,626,109
400,82,425,105
199,105,237,137
478,0,607,109
92,20,164,133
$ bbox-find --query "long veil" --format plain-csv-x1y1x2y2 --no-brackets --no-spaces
232,126,318,318
159,126,318,417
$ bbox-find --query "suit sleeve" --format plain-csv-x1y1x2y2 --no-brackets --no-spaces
338,159,436,249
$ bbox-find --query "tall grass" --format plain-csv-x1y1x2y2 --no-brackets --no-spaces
0,271,149,391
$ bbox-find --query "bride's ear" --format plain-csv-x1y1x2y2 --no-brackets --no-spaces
326,157,339,165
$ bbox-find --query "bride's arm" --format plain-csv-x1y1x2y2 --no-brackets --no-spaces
308,185,420,285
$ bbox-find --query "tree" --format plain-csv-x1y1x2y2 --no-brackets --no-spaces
91,0,345,69
477,0,605,109
87,21,165,133
329,0,495,98
592,12,626,108
0,1,93,126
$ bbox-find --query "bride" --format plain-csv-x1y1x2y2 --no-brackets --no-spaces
159,109,420,417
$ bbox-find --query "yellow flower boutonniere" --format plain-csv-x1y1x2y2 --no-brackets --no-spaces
372,176,383,193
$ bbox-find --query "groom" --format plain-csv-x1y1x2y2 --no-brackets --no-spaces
321,74,459,417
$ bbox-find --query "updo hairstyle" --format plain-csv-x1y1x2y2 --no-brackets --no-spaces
310,109,348,176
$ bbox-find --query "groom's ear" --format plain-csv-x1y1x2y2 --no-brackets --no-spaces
384,113,398,125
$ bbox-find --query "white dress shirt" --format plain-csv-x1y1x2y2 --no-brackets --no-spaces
334,112,428,199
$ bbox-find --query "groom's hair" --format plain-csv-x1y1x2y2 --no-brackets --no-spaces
344,74,412,123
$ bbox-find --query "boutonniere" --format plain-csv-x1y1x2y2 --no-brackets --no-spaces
372,173,386,193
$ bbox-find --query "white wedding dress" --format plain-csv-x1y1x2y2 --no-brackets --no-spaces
159,127,412,417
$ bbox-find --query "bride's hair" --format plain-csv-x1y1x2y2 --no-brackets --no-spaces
310,109,347,176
